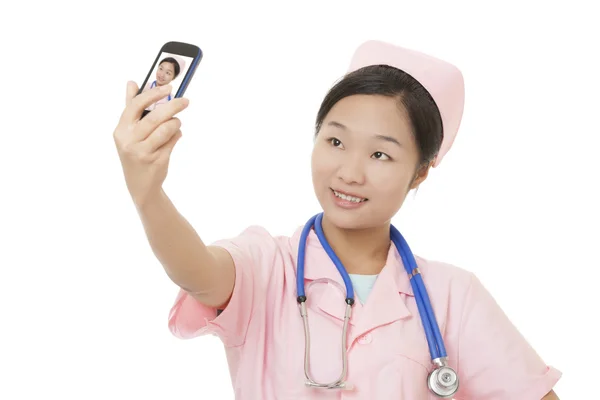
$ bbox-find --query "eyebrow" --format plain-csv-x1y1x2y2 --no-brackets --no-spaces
327,121,402,148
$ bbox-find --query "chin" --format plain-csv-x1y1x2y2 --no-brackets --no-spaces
322,206,372,230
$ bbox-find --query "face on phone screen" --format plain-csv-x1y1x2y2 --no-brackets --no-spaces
142,51,194,111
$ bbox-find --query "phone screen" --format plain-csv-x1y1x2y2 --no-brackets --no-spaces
141,51,195,112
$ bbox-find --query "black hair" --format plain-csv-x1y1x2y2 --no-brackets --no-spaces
159,57,181,78
315,65,443,168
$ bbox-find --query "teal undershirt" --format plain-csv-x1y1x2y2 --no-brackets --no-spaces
349,274,379,305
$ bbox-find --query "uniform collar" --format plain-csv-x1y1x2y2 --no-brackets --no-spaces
290,222,416,345
290,224,415,297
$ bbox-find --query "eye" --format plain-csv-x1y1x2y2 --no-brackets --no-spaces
327,137,344,148
372,151,391,161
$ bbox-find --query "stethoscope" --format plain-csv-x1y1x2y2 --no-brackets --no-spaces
296,212,459,398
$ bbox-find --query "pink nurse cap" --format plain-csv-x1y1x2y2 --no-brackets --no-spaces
170,55,187,74
347,40,465,167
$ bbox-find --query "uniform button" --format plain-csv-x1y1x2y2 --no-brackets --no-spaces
358,333,372,344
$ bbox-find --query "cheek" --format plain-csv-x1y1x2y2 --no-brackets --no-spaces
311,146,336,178
367,164,412,197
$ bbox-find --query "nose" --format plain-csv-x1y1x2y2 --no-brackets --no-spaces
336,155,366,185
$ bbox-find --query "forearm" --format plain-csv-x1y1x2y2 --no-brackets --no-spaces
135,189,217,291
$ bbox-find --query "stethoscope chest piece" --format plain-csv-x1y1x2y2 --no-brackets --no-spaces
427,365,459,398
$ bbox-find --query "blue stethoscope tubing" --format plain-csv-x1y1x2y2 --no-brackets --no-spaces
296,212,458,397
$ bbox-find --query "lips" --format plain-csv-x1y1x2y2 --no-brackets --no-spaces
330,188,368,202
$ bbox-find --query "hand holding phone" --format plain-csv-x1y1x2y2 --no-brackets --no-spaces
137,41,203,118
113,82,188,207
112,41,202,207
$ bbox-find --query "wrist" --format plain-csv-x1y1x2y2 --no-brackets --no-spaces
133,188,168,215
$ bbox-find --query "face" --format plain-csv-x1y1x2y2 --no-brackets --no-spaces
311,94,430,230
156,62,176,86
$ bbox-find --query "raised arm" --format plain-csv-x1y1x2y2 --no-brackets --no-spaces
113,81,235,309
135,188,235,308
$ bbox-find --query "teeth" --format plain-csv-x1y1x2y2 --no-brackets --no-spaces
333,190,366,203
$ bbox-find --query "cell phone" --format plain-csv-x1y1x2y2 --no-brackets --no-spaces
137,41,203,118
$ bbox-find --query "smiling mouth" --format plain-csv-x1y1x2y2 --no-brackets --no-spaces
330,188,368,203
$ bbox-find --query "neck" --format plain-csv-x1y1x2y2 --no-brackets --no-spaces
320,213,391,275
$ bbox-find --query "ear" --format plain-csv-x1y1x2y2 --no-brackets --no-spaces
409,161,433,190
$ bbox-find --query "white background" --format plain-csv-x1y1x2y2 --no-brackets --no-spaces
1,1,598,399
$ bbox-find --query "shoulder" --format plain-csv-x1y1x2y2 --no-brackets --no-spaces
212,224,295,246
414,254,476,295
207,224,300,294
411,254,493,322
209,224,298,264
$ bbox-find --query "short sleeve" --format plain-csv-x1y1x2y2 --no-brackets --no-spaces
455,273,562,400
167,225,278,347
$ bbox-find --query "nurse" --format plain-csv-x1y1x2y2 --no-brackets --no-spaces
142,56,182,111
113,40,562,399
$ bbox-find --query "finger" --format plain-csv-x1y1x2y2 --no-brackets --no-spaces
125,81,139,106
158,129,183,156
142,118,182,152
133,98,189,142
120,84,173,124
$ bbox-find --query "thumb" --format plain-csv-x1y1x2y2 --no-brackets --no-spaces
125,81,139,105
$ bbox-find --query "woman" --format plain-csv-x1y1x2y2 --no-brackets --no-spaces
142,56,181,111
113,40,561,399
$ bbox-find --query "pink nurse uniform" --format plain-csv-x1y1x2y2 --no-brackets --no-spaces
168,225,562,399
